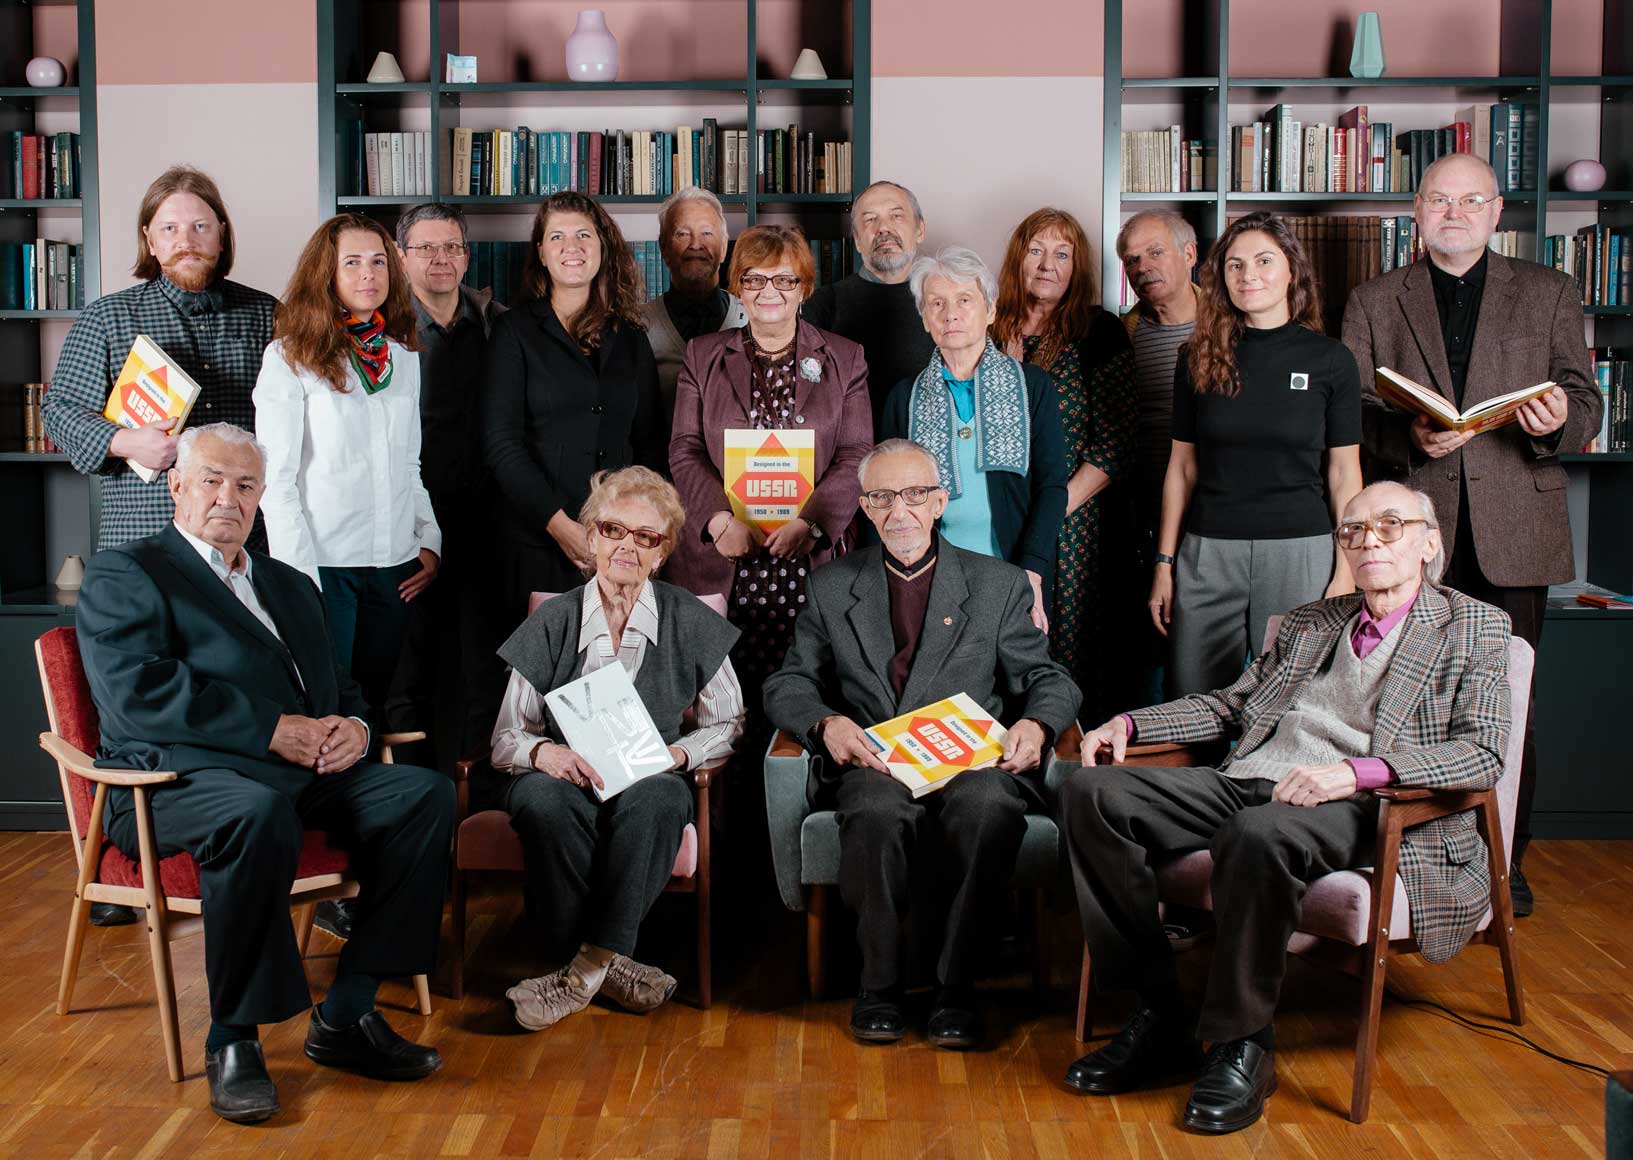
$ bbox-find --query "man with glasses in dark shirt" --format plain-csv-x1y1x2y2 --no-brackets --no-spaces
1343,153,1599,916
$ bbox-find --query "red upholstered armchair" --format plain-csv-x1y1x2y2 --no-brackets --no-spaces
35,626,432,1083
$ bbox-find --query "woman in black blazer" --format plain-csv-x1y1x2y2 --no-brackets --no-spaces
482,191,668,625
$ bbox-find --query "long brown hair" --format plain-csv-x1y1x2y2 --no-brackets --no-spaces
520,191,645,351
990,207,1101,369
274,214,417,392
1187,211,1323,397
133,166,235,282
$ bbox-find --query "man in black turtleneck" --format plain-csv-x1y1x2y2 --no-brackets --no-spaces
765,438,1080,1051
802,181,935,424
641,187,746,418
41,164,277,929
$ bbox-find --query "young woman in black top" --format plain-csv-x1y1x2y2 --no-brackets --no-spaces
1148,211,1362,696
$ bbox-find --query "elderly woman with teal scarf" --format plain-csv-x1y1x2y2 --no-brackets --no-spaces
879,246,1068,629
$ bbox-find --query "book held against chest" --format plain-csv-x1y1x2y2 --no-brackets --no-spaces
543,662,674,801
722,428,816,532
1375,367,1556,435
103,336,202,482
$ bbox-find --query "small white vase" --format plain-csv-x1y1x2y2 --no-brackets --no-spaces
54,554,85,591
366,51,406,84
566,10,619,82
26,57,66,88
790,48,828,80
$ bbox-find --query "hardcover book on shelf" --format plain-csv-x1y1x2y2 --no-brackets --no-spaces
103,336,203,483
542,662,674,802
1375,367,1556,435
863,693,1009,799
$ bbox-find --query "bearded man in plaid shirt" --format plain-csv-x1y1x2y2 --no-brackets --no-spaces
42,165,276,550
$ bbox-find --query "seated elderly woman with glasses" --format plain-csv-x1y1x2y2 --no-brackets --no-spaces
878,246,1068,632
486,466,745,1032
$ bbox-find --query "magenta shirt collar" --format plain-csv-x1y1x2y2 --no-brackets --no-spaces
1353,590,1418,658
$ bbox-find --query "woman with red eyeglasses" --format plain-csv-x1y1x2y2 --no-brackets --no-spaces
485,466,745,1033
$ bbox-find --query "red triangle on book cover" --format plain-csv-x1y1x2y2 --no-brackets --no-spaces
757,432,787,455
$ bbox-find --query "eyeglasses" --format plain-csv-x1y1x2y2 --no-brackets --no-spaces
1419,194,1494,214
1334,516,1431,548
403,243,469,258
861,485,943,510
739,274,802,291
595,520,664,549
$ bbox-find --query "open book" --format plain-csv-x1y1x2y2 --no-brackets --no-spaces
1375,367,1555,435
102,336,202,482
863,693,1008,798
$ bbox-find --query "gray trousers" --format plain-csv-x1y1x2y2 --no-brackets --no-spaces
1168,532,1333,697
506,771,692,959
1060,763,1378,1042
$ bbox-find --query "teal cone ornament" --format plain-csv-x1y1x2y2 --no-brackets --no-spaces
1350,12,1385,78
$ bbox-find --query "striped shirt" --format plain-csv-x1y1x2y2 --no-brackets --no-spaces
39,275,277,549
491,580,746,774
1129,313,1195,503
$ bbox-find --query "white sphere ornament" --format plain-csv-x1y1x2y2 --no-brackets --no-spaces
26,57,67,88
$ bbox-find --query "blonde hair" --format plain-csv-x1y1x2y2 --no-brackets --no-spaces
577,466,687,574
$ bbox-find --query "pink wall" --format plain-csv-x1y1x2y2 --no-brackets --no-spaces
873,0,1103,77
94,0,316,85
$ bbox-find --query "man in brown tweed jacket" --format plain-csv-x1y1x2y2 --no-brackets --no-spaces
1057,481,1511,1135
1342,153,1597,917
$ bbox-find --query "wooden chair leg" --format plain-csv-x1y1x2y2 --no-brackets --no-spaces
806,884,827,1000
449,866,466,1001
133,787,184,1083
1031,888,1049,996
58,782,108,1016
696,859,713,1011
294,902,316,958
1075,943,1092,1043
1478,793,1526,1025
1352,799,1405,1124
413,974,432,1016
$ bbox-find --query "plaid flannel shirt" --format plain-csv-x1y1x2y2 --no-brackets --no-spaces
40,276,277,548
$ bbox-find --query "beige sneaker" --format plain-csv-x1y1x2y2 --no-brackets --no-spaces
506,967,597,1031
600,954,677,1013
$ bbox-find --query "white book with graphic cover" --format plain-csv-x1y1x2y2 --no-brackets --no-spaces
543,663,673,801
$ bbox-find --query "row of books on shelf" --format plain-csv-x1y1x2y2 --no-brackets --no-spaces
1124,101,1536,195
1546,226,1631,307
352,124,854,200
0,240,87,311
460,236,858,307
0,383,58,454
1588,349,1631,453
3,131,82,200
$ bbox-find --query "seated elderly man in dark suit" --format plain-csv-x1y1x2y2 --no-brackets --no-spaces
764,437,1081,1049
1059,480,1511,1135
75,423,454,1125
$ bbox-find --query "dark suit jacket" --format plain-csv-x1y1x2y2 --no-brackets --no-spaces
481,298,668,550
1341,252,1599,587
667,318,874,602
763,543,1082,794
878,361,1069,607
75,524,368,800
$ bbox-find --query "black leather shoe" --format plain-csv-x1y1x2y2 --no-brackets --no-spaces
1511,866,1535,918
1064,1006,1202,1095
304,1009,442,1080
313,899,357,940
89,902,139,927
204,1040,279,1124
927,986,979,1050
849,990,906,1044
1183,1039,1276,1134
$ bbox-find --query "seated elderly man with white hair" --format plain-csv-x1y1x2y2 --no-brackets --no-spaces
1056,480,1512,1135
878,246,1068,632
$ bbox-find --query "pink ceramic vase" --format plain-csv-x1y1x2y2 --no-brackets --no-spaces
566,11,619,82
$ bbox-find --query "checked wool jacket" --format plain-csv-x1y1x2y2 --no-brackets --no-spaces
1127,583,1512,963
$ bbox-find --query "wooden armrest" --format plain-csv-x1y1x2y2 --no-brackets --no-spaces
1054,723,1084,762
691,757,729,789
39,733,179,786
454,745,494,784
768,729,806,759
380,730,426,747
1373,786,1434,801
1378,787,1494,831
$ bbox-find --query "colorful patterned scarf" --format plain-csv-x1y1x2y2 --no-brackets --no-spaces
906,337,1030,501
341,311,393,394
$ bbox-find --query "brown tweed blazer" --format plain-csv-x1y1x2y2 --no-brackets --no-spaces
1341,252,1599,587
1128,584,1512,962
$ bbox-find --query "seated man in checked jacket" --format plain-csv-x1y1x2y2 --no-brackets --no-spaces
1058,480,1511,1135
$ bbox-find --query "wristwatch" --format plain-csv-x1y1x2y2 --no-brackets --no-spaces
1154,553,1176,567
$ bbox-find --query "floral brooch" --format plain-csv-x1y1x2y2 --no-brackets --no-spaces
799,356,823,383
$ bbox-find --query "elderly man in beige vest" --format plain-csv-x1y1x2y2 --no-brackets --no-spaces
1057,480,1512,1136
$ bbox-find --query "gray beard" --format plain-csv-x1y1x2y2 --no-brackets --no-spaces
868,248,914,276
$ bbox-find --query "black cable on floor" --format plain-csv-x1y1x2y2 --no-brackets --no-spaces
1383,985,1613,1079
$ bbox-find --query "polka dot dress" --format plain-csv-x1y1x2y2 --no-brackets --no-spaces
728,332,811,692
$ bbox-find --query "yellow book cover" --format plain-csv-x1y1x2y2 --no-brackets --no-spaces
102,335,201,483
722,428,816,532
863,693,1009,798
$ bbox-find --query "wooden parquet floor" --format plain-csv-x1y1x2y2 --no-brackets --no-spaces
0,831,1627,1159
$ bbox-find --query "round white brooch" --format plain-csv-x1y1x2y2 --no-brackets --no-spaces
799,357,823,383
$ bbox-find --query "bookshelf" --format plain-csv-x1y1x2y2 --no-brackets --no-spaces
1102,0,1633,838
0,0,100,829
316,0,871,286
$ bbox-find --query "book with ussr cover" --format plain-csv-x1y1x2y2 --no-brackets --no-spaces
863,693,1009,798
102,335,202,482
1375,366,1555,435
722,428,816,532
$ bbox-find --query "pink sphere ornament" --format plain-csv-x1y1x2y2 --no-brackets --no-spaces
26,57,66,87
1563,160,1607,193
